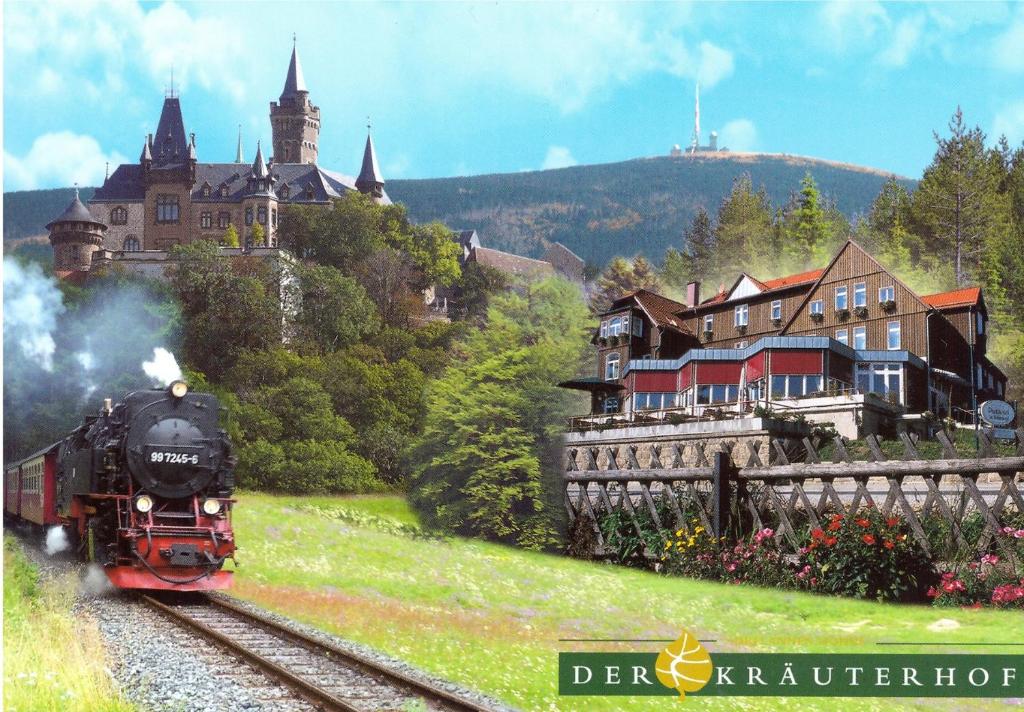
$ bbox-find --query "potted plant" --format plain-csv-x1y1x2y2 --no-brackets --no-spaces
835,307,850,320
854,305,869,318
881,299,897,312
810,312,824,323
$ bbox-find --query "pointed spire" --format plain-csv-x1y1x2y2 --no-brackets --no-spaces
252,140,269,179
280,36,307,101
235,125,244,163
188,132,197,161
47,187,102,230
355,124,384,196
140,135,153,162
154,96,187,164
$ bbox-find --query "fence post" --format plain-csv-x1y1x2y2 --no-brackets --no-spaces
712,451,735,538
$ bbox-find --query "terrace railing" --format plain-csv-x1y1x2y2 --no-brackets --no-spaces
564,428,1024,560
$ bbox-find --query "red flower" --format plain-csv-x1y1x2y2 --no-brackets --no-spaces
883,540,895,550
855,518,870,528
830,514,843,523
825,536,837,546
862,534,876,545
828,520,842,532
811,528,825,540
886,517,899,527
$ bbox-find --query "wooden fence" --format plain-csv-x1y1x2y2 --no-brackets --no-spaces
564,428,1024,560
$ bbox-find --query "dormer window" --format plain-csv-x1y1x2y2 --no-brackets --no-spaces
305,184,314,200
280,184,290,199
220,184,229,198
771,300,782,321
202,184,211,198
703,314,713,333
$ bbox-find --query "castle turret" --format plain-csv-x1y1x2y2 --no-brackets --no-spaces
47,189,108,272
270,38,319,164
355,130,385,201
243,141,277,248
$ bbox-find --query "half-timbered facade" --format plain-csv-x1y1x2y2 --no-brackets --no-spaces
565,241,1008,431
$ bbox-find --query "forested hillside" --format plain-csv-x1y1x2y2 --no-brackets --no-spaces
3,154,910,265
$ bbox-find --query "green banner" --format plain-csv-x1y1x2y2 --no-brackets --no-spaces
559,653,1024,697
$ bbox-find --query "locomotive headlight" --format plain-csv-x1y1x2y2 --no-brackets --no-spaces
135,495,154,513
169,380,188,398
202,498,222,515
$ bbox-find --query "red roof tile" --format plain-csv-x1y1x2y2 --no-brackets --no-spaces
614,289,691,333
921,286,981,309
759,268,825,290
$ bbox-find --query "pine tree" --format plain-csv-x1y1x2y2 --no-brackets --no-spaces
714,175,773,281
781,173,831,272
591,256,662,312
911,107,1007,287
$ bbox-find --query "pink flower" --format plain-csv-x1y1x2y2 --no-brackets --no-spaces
981,554,999,565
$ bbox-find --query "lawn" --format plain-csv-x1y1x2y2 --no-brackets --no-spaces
228,493,1024,711
2,534,134,712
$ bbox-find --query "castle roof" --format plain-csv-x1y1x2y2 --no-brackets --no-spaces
47,190,106,230
355,132,384,191
153,97,190,167
280,42,307,101
252,141,269,179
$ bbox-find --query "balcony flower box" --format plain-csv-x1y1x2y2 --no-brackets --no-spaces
854,305,869,318
736,324,748,335
810,312,824,323
881,299,897,312
835,307,850,320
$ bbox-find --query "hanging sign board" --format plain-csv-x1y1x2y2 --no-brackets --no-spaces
980,400,1015,427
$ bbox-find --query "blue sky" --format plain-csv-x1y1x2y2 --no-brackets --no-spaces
4,1,1024,191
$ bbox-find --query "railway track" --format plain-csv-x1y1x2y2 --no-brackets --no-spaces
139,593,495,712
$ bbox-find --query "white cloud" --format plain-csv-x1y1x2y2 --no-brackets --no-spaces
541,146,578,171
993,101,1024,145
817,0,889,52
719,119,758,152
991,9,1024,72
4,132,127,191
876,15,925,67
695,41,735,87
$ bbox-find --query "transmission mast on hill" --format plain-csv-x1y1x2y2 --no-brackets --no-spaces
690,82,701,154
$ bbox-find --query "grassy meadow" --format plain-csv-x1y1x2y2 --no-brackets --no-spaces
229,493,1023,712
2,534,133,712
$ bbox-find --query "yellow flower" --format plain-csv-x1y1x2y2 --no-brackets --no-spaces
676,529,684,537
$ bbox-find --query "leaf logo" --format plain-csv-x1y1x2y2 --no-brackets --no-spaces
655,629,713,699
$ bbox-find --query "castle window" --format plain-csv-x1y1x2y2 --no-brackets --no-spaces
284,146,291,161
305,186,314,200
110,206,128,225
218,211,231,229
71,245,81,262
156,194,179,223
257,207,267,224
123,236,140,252
200,212,212,229
271,209,277,227
220,184,229,198
245,208,254,226
280,184,290,199
202,185,211,198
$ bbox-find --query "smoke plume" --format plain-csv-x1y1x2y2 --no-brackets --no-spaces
2,258,65,371
44,525,71,556
80,564,115,597
142,347,184,386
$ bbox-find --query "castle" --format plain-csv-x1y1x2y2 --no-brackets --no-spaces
49,40,387,274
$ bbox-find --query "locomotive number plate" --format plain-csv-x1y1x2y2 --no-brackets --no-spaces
149,451,200,465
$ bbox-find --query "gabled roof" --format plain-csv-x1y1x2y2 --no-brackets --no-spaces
470,246,555,276
759,268,825,290
921,286,982,310
610,289,691,334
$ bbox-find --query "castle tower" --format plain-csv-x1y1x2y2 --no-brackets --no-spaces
242,141,278,248
355,129,385,201
47,189,108,272
270,38,319,164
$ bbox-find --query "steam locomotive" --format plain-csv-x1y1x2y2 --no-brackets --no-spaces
4,381,237,591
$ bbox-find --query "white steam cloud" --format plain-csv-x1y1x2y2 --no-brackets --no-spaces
3,258,65,371
80,563,115,597
143,347,183,386
45,526,70,556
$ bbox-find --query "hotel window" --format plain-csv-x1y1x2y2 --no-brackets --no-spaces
609,316,623,336
697,384,740,405
703,314,714,332
155,194,179,223
771,300,782,320
632,318,643,337
604,353,620,381
634,392,678,410
603,397,620,414
746,379,765,402
977,364,983,388
809,300,823,316
200,212,212,229
122,235,140,252
770,374,823,399
887,321,901,349
245,208,254,226
734,304,748,327
218,211,231,229
735,341,747,349
599,320,609,338
855,362,902,402
257,207,267,224
835,286,848,310
110,207,128,225
835,328,849,345
879,285,894,303
853,326,867,350
854,282,866,307
976,312,985,335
